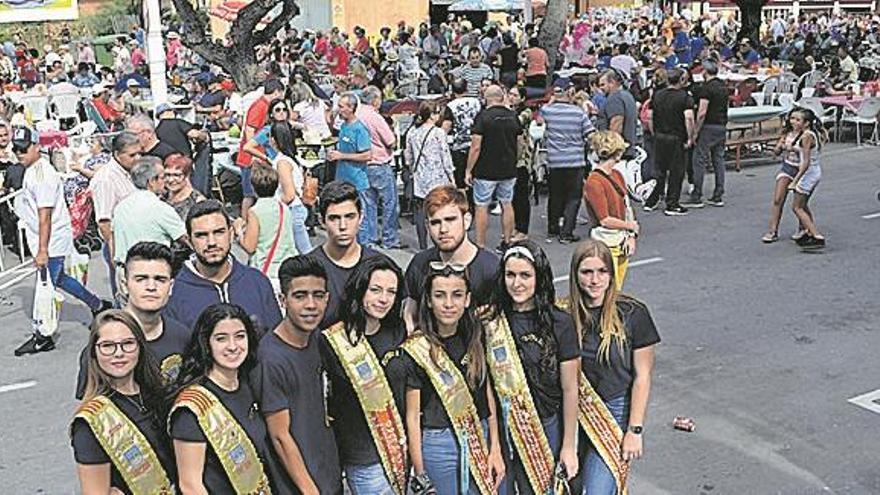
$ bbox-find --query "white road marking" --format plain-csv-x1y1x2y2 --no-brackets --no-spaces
0,380,37,394
848,388,880,415
553,257,664,284
861,212,880,220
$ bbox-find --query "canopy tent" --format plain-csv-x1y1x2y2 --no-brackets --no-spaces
448,0,524,12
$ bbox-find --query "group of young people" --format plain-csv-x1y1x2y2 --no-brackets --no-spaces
70,181,660,495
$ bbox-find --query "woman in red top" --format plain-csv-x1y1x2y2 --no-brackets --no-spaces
582,131,640,288
523,37,549,88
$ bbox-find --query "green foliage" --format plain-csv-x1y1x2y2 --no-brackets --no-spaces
0,0,135,47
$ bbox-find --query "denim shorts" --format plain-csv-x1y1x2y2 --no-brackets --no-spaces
473,178,516,206
776,162,799,181
240,166,256,198
794,165,821,195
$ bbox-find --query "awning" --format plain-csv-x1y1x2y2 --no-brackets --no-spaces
448,0,525,12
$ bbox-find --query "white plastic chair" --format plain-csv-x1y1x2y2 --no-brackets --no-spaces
761,77,780,105
796,97,837,137
21,95,50,122
840,97,880,146
777,93,795,110
50,92,81,126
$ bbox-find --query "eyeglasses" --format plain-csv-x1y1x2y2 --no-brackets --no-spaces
95,338,138,356
164,171,185,179
429,261,467,272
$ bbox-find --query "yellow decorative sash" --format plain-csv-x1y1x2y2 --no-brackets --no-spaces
484,312,556,494
557,297,629,495
170,385,272,495
72,396,173,495
401,333,494,495
159,354,183,384
324,323,408,495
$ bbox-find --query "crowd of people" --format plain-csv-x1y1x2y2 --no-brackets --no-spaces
5,4,878,494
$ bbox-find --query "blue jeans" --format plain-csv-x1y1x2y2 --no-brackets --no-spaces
365,163,400,247
48,256,100,311
505,412,561,495
422,420,490,495
356,189,372,246
101,242,116,300
289,202,312,254
345,462,394,495
582,395,630,495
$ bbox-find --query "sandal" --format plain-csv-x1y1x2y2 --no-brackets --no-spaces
761,232,779,243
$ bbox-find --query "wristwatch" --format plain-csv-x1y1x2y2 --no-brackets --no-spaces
628,425,644,435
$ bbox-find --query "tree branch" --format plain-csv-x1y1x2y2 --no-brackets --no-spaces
170,0,231,66
251,0,300,47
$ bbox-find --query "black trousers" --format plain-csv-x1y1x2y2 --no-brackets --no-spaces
547,167,585,237
647,133,686,208
513,166,531,234
451,149,474,212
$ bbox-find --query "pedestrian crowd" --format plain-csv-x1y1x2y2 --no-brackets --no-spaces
4,4,877,493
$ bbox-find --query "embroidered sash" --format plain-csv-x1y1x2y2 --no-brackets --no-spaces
170,385,272,495
556,297,629,495
159,354,183,384
401,334,494,495
484,313,556,494
72,396,173,495
324,323,408,495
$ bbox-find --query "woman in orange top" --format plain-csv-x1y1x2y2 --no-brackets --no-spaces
522,37,548,88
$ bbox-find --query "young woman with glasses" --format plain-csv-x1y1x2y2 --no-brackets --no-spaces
399,264,505,495
70,310,175,494
567,240,660,495
483,240,580,494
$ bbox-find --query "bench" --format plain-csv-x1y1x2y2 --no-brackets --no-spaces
726,134,781,171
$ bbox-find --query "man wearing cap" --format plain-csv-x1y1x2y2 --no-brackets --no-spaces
12,127,111,356
121,78,143,113
539,80,595,244
195,79,235,130
91,83,124,126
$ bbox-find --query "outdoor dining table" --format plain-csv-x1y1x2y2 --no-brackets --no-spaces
717,72,775,83
727,105,787,124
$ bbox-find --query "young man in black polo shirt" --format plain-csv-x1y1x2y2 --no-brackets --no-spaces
306,181,394,329
683,59,729,208
403,184,499,331
258,256,343,495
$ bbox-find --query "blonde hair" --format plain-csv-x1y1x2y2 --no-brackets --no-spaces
568,240,627,364
589,130,628,161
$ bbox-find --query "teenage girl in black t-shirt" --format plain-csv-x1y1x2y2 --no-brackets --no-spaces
70,310,175,495
568,240,660,495
485,240,581,494
168,303,282,494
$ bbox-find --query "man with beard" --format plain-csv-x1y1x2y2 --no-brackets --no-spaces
165,199,282,332
305,181,393,329
75,242,191,398
402,184,498,331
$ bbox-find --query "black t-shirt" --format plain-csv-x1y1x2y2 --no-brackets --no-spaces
694,78,729,126
71,392,175,495
499,45,520,73
3,162,24,190
254,331,343,494
580,298,661,401
651,87,694,140
405,246,499,308
145,140,179,161
504,307,580,418
156,118,195,157
75,317,192,399
170,378,287,494
319,323,407,466
471,105,521,180
306,245,393,330
401,331,491,429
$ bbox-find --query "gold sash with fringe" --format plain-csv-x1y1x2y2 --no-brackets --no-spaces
484,312,557,494
324,323,408,495
170,385,271,495
72,396,173,495
401,333,494,495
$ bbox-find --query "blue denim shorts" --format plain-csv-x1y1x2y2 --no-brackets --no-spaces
473,178,516,206
794,165,821,195
240,166,256,198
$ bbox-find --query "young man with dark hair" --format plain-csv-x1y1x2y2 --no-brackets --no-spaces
403,184,498,331
75,241,191,397
257,255,343,495
306,181,395,329
165,199,282,331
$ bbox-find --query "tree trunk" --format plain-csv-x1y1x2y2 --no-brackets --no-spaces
735,0,766,45
537,0,568,80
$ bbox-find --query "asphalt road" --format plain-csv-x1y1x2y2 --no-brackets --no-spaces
1,143,878,494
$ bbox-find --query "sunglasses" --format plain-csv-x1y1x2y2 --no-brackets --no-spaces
273,106,288,112
429,261,467,273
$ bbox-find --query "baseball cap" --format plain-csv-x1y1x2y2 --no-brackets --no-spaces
11,126,39,153
126,78,140,87
155,103,173,115
91,82,108,95
552,78,573,93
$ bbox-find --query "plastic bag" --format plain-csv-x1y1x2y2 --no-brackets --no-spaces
65,252,90,286
32,269,64,338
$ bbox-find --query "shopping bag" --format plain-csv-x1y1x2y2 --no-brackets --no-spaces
32,268,64,338
65,252,90,286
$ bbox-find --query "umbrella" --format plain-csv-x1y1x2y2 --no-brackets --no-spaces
448,0,524,12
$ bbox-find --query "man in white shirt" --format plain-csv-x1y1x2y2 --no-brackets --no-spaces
12,127,110,356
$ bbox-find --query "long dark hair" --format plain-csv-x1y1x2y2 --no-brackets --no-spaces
270,121,298,158
786,107,828,150
82,310,164,415
166,304,261,406
488,240,558,373
338,256,405,345
417,266,486,389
